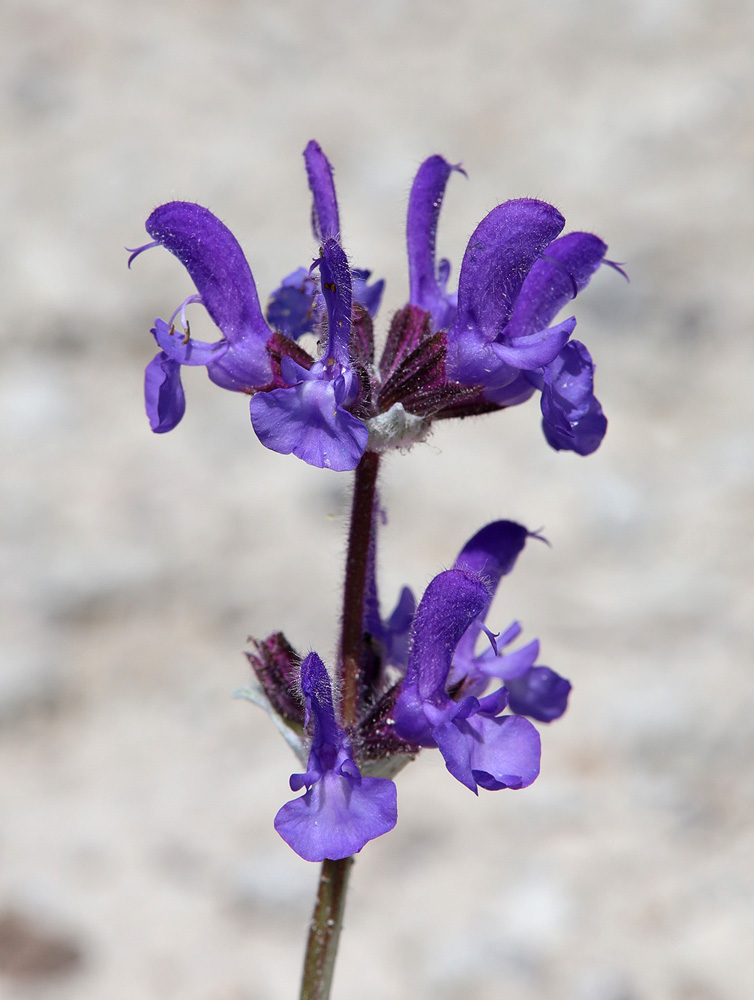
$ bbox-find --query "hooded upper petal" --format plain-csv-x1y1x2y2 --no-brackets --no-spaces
451,521,530,675
318,238,353,368
407,155,463,329
393,569,491,746
445,199,566,387
264,143,383,340
406,570,490,705
449,200,565,340
453,521,529,585
145,202,273,388
503,232,608,342
304,140,340,241
303,144,384,319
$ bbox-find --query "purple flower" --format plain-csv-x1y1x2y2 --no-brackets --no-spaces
249,239,369,470
131,201,275,434
274,652,397,862
247,518,568,852
393,568,541,793
129,142,381,469
405,155,618,454
390,519,571,792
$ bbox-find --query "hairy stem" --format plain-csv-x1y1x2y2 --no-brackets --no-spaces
299,857,354,1000
297,450,380,1000
339,449,380,727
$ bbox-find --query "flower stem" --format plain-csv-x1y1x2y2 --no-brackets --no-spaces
299,857,354,1000
298,450,379,999
339,449,380,728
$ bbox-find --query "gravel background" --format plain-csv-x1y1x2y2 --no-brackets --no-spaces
2,1,753,999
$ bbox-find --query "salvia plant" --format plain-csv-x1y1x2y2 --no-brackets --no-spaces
129,140,623,999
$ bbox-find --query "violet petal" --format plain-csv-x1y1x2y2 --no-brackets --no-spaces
144,353,185,433
407,569,490,702
449,199,566,348
151,318,227,366
454,520,529,583
265,267,323,340
506,666,572,722
298,651,341,759
491,316,576,370
274,652,397,862
452,521,529,669
304,140,340,241
274,770,398,862
482,372,537,407
541,340,607,455
407,155,463,329
504,232,608,342
319,238,353,368
250,377,368,471
351,269,385,319
432,713,540,792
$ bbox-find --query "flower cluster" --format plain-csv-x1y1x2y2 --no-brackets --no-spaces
130,141,621,470
239,520,570,862
131,140,617,864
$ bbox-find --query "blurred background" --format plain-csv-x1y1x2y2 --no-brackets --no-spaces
1,1,753,998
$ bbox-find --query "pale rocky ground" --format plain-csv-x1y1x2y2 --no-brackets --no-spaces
1,1,753,999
